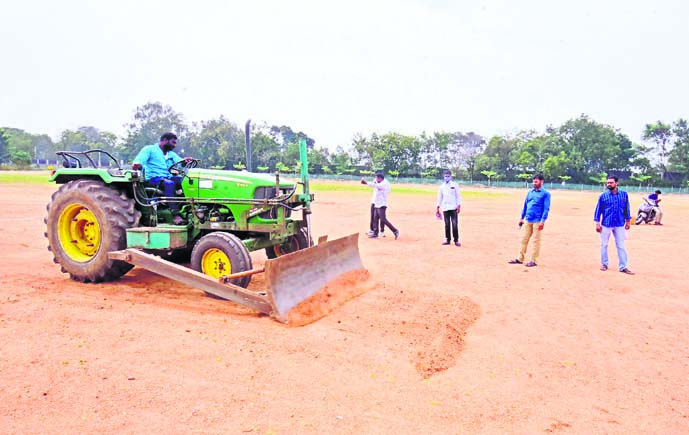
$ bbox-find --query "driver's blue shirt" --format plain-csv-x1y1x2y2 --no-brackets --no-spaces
133,144,182,181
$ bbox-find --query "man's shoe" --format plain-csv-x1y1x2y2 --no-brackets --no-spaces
380,232,386,238
600,265,608,271
525,261,537,267
654,222,663,226
442,241,451,245
393,231,399,240
620,268,635,275
366,230,374,236
454,242,461,247
508,259,522,264
368,233,378,239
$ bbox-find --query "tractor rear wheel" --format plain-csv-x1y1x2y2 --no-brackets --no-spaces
44,179,141,282
190,232,253,289
265,227,314,259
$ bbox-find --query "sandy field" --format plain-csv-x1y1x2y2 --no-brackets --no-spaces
1,180,688,434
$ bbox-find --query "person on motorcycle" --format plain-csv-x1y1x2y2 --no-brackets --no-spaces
647,190,663,225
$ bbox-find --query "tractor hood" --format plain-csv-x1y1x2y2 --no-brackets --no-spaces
187,168,295,188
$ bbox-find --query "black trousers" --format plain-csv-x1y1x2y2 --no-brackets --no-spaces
443,209,459,242
370,203,384,232
373,206,397,235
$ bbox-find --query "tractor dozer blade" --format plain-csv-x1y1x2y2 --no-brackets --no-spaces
265,233,364,323
108,233,364,323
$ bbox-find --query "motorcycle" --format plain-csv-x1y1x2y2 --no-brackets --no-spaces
635,197,657,225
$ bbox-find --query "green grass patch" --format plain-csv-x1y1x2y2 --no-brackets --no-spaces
310,180,510,198
0,171,52,184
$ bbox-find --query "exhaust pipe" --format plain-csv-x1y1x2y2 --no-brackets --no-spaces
245,119,252,172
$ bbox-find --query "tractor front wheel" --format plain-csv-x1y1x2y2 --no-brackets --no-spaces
44,179,141,282
191,232,253,289
265,227,314,259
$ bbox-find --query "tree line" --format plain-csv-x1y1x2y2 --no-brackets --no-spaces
1,102,688,186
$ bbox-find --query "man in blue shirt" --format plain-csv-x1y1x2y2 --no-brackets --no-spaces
508,174,551,267
594,176,633,274
132,132,192,225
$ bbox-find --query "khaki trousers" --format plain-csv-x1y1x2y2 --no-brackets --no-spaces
518,222,542,263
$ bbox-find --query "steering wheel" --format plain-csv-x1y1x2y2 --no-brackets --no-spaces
168,159,199,178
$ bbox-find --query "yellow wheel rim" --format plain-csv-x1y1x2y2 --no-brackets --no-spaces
273,244,288,257
57,203,101,262
201,248,232,278
272,237,298,257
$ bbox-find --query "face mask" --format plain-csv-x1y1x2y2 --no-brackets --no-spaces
444,175,452,182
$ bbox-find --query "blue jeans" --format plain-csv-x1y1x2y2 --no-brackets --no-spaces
600,226,628,270
147,176,183,211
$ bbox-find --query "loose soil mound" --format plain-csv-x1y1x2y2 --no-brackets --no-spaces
287,269,373,326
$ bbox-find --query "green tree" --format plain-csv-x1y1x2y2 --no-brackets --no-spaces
558,175,571,185
1,128,55,166
122,102,188,163
55,127,118,166
353,132,423,175
331,146,352,174
630,174,651,188
245,128,281,171
481,170,497,186
12,150,32,167
547,115,635,182
642,121,673,178
190,116,244,169
542,151,570,180
0,129,9,163
589,172,608,185
517,173,532,186
269,125,315,150
475,134,520,177
668,119,689,176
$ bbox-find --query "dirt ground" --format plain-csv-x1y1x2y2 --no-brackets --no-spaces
1,180,688,434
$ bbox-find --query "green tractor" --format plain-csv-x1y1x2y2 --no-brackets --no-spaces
44,139,363,322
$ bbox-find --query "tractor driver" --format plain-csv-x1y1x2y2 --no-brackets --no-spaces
132,132,193,225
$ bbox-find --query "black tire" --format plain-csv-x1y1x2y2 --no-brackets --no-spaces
265,227,314,259
44,179,141,283
635,213,645,225
190,232,253,289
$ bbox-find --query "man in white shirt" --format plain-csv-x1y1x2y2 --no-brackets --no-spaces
436,169,462,246
365,179,385,237
361,171,399,240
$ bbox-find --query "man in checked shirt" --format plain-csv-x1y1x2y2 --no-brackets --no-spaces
594,176,634,274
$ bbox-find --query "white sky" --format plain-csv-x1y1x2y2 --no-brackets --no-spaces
1,0,687,149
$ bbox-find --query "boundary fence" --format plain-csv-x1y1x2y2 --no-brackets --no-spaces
310,174,689,194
